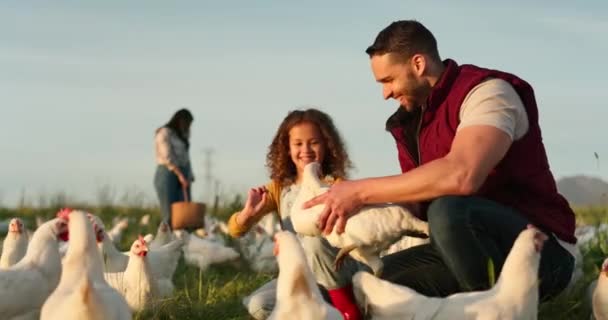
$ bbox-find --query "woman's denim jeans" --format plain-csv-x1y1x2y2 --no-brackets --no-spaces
154,165,191,225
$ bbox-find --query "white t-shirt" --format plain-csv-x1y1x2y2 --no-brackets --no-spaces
456,78,576,257
155,127,194,181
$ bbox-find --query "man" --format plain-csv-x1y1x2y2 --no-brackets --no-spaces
304,20,575,299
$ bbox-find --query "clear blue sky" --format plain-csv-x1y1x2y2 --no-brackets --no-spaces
1,1,606,207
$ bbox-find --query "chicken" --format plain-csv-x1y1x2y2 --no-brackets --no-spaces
268,231,342,320
106,217,129,245
258,213,280,237
576,224,608,247
175,230,239,271
41,210,131,320
0,217,68,320
139,214,151,227
239,227,277,273
149,221,175,249
381,235,429,257
593,258,608,320
197,216,229,245
104,236,171,311
290,162,429,276
353,225,547,320
143,233,155,243
205,215,230,236
88,214,183,279
101,233,183,278
1,218,29,268
249,234,278,273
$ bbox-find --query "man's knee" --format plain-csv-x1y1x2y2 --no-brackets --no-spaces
427,196,471,233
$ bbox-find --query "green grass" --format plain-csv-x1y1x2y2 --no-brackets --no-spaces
1,205,606,319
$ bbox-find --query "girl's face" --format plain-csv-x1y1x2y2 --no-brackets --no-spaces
288,122,326,181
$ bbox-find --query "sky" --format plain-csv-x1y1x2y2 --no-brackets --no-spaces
0,1,606,207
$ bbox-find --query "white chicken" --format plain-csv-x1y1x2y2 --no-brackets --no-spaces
290,162,429,276
149,221,175,249
41,210,131,320
139,214,151,227
268,231,342,320
249,235,278,274
0,218,29,268
175,230,240,271
381,234,429,257
352,225,547,320
205,215,230,236
104,236,172,311
0,217,68,320
593,258,608,320
258,213,280,237
239,227,277,273
88,214,183,279
106,217,129,245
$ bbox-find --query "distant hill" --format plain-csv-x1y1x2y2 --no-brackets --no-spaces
557,175,608,207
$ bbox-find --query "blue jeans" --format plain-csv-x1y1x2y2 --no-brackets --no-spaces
154,165,191,225
380,196,574,301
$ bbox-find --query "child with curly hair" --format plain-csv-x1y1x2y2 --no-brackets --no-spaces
228,108,363,320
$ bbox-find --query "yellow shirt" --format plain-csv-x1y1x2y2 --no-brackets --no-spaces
227,177,342,238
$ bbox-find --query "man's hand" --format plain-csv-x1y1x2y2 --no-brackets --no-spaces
302,180,364,235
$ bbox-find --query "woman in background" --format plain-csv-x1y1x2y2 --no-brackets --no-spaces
154,108,195,226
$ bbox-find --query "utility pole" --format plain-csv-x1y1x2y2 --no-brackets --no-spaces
202,147,215,204
213,178,221,215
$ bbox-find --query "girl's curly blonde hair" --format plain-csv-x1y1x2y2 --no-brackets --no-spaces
266,108,353,186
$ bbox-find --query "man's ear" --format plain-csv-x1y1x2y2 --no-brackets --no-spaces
411,54,427,76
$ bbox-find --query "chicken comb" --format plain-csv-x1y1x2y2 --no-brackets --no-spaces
56,207,73,220
138,234,147,245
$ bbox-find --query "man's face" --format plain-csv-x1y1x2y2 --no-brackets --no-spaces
370,53,431,111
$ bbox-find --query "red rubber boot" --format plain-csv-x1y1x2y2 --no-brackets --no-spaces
326,284,363,320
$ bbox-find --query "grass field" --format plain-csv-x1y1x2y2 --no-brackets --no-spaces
1,204,606,320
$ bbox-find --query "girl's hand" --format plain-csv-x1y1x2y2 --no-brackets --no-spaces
237,186,268,225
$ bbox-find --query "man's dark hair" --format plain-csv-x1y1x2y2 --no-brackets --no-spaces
365,20,441,62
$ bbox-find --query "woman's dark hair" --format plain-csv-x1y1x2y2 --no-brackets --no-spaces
158,108,193,148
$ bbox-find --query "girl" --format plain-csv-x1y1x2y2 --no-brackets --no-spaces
228,108,362,320
154,108,195,226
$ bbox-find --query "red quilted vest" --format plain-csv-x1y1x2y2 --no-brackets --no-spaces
386,59,576,243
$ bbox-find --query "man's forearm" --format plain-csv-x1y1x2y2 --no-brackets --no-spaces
357,157,479,205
